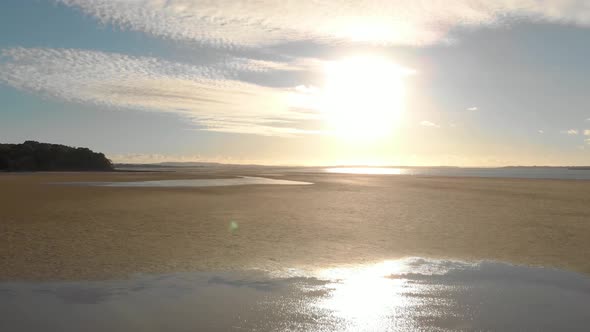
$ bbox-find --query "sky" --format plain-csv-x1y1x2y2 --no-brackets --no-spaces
1,0,590,166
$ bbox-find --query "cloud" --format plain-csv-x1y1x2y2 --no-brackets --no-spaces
0,47,321,136
224,57,315,73
467,106,478,111
584,130,590,136
420,120,440,128
565,129,579,135
57,0,590,47
538,129,544,134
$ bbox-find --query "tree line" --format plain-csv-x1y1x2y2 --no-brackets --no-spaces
0,141,113,171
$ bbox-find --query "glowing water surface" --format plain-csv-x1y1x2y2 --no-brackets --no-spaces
2,258,589,331
326,167,407,175
324,166,590,180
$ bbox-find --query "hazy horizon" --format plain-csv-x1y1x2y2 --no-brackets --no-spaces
115,160,590,168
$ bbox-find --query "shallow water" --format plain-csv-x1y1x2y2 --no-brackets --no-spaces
2,258,589,331
59,176,312,188
324,166,590,180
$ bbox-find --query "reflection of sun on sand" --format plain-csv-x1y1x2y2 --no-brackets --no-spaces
1,169,590,280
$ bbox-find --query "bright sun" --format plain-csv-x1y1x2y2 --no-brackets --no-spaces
321,56,413,140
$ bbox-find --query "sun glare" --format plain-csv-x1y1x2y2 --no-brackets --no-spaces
321,56,413,140
317,261,409,330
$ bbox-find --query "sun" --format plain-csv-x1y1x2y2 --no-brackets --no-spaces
321,56,413,140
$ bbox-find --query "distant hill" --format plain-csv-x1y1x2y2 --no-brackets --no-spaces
0,141,113,172
114,162,218,168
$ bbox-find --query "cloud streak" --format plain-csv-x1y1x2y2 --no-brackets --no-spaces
57,0,590,47
0,48,320,136
420,120,440,128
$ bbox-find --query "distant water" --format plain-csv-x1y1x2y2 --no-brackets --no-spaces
324,167,590,180
60,176,312,188
2,258,589,331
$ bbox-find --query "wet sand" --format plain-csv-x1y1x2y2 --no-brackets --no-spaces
1,169,590,280
3,258,590,331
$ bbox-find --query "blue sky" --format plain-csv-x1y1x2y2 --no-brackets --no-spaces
1,0,590,166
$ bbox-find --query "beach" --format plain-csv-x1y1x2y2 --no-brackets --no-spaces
1,168,589,281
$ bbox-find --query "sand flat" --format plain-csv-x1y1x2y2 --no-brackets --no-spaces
1,170,590,280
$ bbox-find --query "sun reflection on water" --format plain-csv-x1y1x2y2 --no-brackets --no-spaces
3,258,589,331
314,260,417,331
325,167,407,175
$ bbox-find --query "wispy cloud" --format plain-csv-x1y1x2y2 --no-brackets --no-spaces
57,0,590,47
420,120,440,128
564,129,579,135
0,47,320,136
467,106,478,111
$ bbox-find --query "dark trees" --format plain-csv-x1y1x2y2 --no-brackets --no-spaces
0,141,113,171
